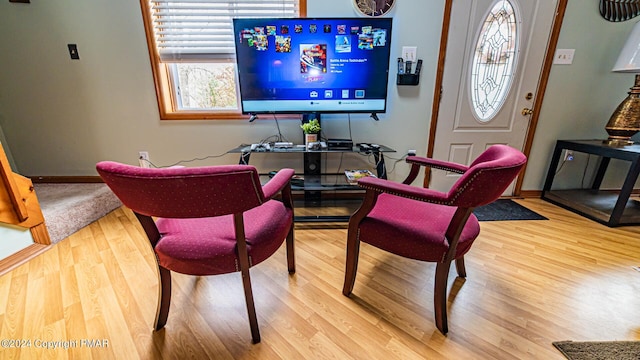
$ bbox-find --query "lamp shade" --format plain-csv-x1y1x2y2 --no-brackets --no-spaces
613,21,640,72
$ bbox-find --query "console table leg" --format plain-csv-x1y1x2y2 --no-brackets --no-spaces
610,158,640,226
373,151,387,179
542,144,563,192
591,157,610,190
239,151,251,165
304,152,321,203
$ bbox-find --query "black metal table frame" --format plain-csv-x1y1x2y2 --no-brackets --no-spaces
541,139,640,227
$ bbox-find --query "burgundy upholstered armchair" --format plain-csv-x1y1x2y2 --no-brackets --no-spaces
96,162,296,344
342,144,527,334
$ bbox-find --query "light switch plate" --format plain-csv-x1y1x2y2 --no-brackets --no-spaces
402,46,417,62
554,49,575,65
68,44,80,60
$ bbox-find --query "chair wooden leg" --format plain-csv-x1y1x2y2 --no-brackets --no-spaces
455,257,466,278
286,225,295,274
240,267,260,343
154,266,172,331
434,261,451,335
342,230,361,296
233,213,261,343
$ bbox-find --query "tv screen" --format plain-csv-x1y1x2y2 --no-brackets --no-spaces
232,17,393,115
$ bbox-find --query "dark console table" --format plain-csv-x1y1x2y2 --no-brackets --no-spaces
541,139,640,227
228,144,396,222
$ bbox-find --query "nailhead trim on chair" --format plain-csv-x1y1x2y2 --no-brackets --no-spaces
427,165,466,174
249,175,264,205
360,162,523,206
358,170,485,206
448,171,482,203
359,183,451,205
234,256,254,271
447,161,525,203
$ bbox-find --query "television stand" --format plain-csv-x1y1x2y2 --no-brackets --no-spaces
228,143,396,222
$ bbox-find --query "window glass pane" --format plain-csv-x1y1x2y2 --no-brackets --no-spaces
173,63,239,110
140,0,305,118
150,0,299,61
470,0,518,122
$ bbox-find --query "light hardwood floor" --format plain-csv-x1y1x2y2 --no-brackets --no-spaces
1,198,639,359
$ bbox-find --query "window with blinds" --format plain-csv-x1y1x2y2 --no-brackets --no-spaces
140,0,305,119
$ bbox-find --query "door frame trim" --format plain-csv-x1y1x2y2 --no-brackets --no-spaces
425,0,569,195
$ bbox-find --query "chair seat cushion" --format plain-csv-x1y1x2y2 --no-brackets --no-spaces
359,194,480,262
154,200,292,275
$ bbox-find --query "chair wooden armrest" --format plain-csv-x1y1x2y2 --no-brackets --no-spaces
358,176,450,204
261,168,294,200
402,156,469,184
406,156,469,173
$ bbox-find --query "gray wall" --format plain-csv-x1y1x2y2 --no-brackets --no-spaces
0,0,635,191
525,1,637,190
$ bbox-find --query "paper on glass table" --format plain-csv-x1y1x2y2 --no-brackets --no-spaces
344,169,376,185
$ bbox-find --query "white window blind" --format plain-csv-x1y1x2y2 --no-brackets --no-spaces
149,0,299,61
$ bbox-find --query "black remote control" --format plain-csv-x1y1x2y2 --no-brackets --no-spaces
415,59,423,75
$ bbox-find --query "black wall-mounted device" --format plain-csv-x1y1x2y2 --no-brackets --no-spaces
397,59,422,86
67,44,80,60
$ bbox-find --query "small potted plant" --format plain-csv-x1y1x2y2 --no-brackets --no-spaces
300,118,321,146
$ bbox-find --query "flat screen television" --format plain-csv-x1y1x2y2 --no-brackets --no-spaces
232,17,393,115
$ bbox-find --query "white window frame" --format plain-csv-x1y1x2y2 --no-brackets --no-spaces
139,0,306,120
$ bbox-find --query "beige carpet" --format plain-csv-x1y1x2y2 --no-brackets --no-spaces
553,340,640,360
33,183,122,244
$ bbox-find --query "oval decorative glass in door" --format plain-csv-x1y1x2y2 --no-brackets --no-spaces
470,0,519,122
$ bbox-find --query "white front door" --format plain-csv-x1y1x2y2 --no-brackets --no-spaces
430,0,559,194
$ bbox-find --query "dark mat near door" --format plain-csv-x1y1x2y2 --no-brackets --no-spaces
473,199,548,221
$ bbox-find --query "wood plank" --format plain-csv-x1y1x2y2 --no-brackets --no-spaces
0,199,639,359
0,142,51,258
0,141,28,222
0,243,50,277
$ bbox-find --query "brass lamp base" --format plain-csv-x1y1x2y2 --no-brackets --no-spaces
604,73,640,146
602,138,635,146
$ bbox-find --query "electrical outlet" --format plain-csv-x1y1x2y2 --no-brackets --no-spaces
408,149,417,156
563,150,574,161
139,151,150,168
